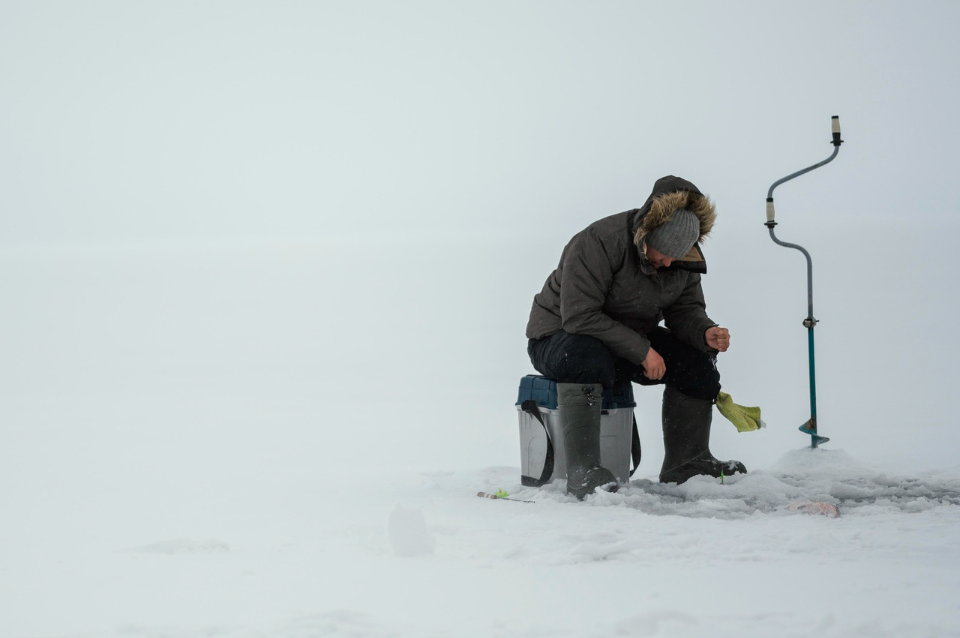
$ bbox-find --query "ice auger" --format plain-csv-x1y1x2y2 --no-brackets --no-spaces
765,116,844,448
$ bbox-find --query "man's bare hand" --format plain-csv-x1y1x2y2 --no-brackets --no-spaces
705,326,731,352
642,347,666,380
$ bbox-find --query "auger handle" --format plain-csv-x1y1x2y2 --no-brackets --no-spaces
765,116,842,228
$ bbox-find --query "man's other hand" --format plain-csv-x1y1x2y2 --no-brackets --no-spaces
705,326,731,352
642,348,666,380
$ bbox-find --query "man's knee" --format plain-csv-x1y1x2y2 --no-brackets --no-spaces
670,356,720,400
560,334,616,386
532,331,616,387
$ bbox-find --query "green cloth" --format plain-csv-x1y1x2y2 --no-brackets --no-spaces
716,392,765,433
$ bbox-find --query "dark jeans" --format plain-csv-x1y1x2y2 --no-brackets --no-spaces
527,328,720,401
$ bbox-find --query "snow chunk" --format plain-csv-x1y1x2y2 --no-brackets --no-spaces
387,504,436,557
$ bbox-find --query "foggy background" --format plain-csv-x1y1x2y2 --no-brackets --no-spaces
2,0,959,582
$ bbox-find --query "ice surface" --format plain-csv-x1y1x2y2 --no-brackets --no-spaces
2,241,958,637
5,439,958,638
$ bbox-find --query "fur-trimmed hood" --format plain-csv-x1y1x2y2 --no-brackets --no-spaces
631,176,716,263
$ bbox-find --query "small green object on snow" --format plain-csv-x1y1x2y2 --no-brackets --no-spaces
476,491,535,503
716,392,766,433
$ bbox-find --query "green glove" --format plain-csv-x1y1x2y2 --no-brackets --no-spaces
716,392,766,433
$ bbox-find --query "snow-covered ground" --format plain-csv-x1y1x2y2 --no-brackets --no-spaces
4,440,960,638
2,242,959,638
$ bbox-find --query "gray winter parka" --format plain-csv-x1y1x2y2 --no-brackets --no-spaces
525,176,719,366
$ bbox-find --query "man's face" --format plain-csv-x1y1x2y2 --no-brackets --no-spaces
645,244,674,269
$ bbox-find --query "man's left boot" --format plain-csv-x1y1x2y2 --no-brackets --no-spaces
659,386,746,485
557,382,619,500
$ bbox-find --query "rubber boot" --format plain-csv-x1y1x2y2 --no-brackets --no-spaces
659,386,747,484
557,382,619,500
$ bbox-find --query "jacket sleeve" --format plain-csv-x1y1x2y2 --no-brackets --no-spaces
662,272,718,352
559,230,651,365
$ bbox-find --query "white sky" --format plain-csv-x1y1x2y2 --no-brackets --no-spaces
2,1,959,244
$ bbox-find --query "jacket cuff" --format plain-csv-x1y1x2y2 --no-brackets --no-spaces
701,323,719,352
622,334,651,366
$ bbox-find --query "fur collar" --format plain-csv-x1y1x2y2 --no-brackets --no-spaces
632,189,716,253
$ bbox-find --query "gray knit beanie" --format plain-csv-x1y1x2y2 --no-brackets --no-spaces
646,209,700,259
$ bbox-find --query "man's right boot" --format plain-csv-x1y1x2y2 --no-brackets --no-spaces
659,386,747,484
557,382,618,500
